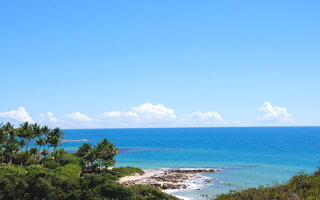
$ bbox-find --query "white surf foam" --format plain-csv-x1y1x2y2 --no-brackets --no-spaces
174,195,197,200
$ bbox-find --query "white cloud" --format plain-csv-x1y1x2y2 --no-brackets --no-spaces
39,112,59,123
257,102,293,122
132,103,177,120
188,111,224,121
64,112,92,122
0,104,227,128
99,104,225,127
0,107,34,123
179,110,224,127
101,103,176,122
101,111,138,118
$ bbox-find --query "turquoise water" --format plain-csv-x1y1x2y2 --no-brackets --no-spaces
62,127,320,199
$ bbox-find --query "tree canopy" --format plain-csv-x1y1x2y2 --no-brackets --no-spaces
0,122,178,200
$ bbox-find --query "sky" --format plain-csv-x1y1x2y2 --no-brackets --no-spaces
0,0,319,128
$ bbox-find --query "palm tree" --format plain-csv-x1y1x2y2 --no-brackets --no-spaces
3,122,19,164
95,139,118,170
51,148,66,164
35,137,46,163
46,127,62,152
41,125,50,134
19,122,32,151
36,138,45,152
0,123,5,144
76,142,92,158
76,142,92,169
41,125,51,152
41,149,49,164
46,129,54,152
17,139,27,165
50,128,63,151
28,147,39,164
77,139,119,172
0,124,6,163
18,139,27,153
86,148,98,168
32,123,42,138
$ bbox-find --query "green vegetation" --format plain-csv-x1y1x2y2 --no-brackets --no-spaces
0,122,63,165
76,140,118,173
0,122,178,200
212,168,320,200
102,167,145,181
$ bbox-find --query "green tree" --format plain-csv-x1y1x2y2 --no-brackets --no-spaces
18,139,27,153
28,147,39,164
95,139,118,169
51,149,67,164
0,124,6,163
47,128,63,152
31,123,42,138
76,142,92,169
41,125,51,152
18,122,32,151
3,122,19,164
35,138,45,152
41,149,49,164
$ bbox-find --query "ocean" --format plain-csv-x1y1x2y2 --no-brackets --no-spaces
61,127,320,199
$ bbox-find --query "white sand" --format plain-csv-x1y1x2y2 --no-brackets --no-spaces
118,169,165,183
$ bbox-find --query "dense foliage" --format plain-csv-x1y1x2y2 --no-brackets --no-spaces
0,122,63,165
0,164,178,200
76,140,118,173
213,168,320,200
0,122,178,200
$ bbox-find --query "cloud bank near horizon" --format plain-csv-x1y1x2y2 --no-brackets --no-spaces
0,107,35,123
257,102,293,122
0,102,294,128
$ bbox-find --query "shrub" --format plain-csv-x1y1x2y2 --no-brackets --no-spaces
111,166,144,176
214,168,320,200
95,182,134,200
63,153,83,166
55,164,82,179
101,166,145,181
131,185,179,200
0,165,53,200
43,159,59,169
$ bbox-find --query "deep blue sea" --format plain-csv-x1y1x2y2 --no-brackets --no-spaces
61,127,320,199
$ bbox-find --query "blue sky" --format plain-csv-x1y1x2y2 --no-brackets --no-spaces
0,0,319,128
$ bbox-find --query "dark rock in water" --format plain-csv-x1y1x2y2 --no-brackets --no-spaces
170,168,221,173
204,179,213,183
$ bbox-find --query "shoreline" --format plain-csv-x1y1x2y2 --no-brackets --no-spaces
118,168,221,198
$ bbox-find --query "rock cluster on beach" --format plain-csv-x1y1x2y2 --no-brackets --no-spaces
118,168,221,190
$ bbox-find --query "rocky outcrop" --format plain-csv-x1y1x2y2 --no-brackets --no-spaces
119,168,221,190
170,168,221,174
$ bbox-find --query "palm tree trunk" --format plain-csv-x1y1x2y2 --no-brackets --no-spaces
26,140,28,151
9,153,12,165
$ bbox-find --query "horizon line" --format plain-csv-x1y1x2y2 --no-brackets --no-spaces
62,125,320,130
